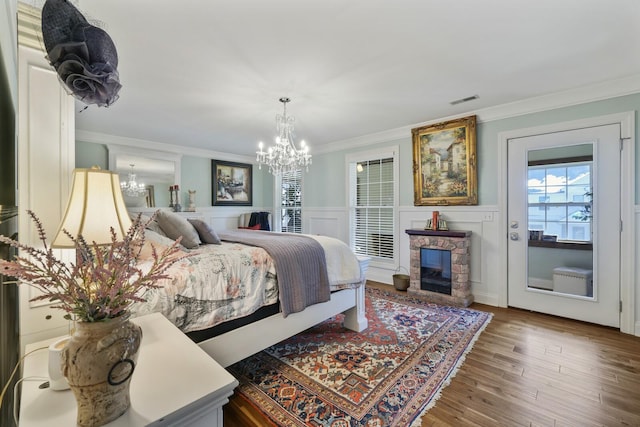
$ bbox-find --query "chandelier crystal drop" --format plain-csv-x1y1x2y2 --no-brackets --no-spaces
120,164,146,197
256,97,312,175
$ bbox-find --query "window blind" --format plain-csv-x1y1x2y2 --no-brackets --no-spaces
281,169,302,233
352,158,394,259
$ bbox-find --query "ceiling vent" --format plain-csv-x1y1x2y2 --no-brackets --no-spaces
450,95,479,106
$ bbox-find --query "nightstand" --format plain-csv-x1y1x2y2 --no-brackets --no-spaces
19,313,238,426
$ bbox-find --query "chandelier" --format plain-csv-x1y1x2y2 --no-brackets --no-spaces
120,164,146,197
256,97,312,175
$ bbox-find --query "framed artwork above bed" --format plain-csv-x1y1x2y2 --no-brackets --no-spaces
212,159,253,206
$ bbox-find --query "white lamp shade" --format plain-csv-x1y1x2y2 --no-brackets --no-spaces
52,167,132,248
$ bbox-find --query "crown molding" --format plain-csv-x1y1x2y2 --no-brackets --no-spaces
78,73,640,160
315,73,640,155
1,1,18,105
17,2,42,51
76,130,255,164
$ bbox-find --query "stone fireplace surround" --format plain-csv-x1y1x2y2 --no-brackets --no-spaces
405,229,473,307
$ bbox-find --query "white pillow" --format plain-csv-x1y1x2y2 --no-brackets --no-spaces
144,229,178,248
139,229,188,259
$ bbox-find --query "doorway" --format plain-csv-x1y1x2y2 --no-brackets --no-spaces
507,124,621,327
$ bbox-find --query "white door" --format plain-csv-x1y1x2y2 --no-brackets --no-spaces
507,124,620,327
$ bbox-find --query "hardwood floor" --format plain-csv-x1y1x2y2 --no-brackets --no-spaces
224,282,640,426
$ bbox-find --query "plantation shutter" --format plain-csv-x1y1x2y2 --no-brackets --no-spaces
352,158,394,259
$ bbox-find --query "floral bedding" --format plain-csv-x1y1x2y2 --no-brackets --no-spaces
131,242,278,333
130,238,362,334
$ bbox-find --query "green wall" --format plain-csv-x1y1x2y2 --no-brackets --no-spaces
478,94,640,205
528,246,593,281
304,93,640,208
76,141,108,169
180,156,212,206
179,156,273,208
75,141,274,209
304,137,411,207
75,92,639,210
256,166,274,208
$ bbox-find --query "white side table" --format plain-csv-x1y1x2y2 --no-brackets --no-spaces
19,313,238,426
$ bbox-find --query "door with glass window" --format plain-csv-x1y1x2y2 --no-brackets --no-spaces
507,124,620,327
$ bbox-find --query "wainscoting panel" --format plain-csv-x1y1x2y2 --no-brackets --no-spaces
127,206,272,233
304,206,503,307
18,45,76,346
305,208,349,242
133,205,506,309
131,204,637,333
200,207,272,232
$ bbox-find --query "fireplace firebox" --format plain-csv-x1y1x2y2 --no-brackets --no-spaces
421,248,452,295
405,229,472,307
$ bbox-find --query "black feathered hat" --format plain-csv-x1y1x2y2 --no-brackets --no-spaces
41,0,121,107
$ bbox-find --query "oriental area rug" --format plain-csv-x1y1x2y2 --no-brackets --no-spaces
228,287,492,426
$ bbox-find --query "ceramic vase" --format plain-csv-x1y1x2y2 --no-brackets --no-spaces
61,313,142,427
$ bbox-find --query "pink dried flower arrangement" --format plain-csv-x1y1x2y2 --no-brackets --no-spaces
0,210,185,322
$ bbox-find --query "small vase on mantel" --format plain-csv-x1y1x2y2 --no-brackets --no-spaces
61,312,142,427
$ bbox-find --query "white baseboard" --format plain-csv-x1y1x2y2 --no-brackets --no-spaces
472,292,500,307
365,267,394,285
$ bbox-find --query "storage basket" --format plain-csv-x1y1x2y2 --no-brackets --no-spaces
552,267,593,296
393,267,410,291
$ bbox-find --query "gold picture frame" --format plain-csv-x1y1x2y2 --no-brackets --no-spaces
412,115,478,205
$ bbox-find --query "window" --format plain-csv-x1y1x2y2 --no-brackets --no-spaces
348,148,398,264
527,161,592,242
279,169,302,233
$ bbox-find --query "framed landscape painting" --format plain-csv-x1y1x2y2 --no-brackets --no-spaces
412,115,478,206
212,160,253,206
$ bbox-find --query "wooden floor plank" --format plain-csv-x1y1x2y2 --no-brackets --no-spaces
223,282,640,426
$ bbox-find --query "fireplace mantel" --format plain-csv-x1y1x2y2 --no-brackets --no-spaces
405,229,473,307
405,229,471,238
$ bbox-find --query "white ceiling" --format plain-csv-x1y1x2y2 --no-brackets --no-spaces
72,0,640,157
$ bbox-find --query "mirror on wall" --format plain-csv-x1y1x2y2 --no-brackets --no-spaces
108,145,181,208
526,143,594,298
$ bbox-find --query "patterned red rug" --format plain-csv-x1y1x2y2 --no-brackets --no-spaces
228,287,492,426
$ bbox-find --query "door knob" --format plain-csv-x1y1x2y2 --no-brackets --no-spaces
510,232,519,241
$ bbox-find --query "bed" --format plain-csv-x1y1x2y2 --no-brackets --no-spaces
130,212,368,367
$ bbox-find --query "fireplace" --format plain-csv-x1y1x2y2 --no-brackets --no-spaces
405,229,472,307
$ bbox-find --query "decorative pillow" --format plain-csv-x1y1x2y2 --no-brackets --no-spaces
139,229,187,259
187,219,221,244
238,224,261,230
137,214,151,223
144,228,177,247
155,210,201,249
137,213,167,236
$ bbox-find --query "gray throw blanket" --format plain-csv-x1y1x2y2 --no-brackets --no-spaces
217,230,330,316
